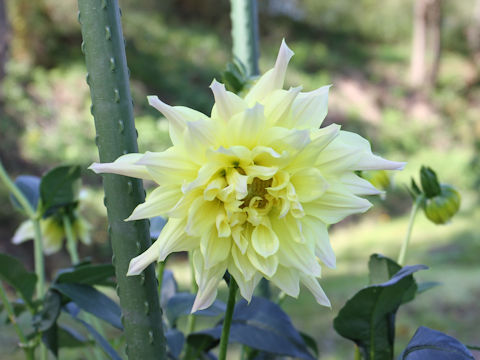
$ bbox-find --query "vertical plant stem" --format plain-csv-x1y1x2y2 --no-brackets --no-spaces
230,0,260,77
77,1,166,359
182,255,199,360
354,345,362,360
397,197,422,265
0,160,45,300
62,215,105,360
62,214,79,264
218,278,238,360
156,260,166,297
0,282,34,360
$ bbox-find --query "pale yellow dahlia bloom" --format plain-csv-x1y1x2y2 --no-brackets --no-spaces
90,41,404,311
12,216,91,255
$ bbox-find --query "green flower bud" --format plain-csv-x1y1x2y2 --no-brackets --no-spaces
420,166,441,198
423,184,461,224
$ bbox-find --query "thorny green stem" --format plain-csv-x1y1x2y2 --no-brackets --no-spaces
218,278,238,360
397,197,423,265
0,282,34,360
77,0,166,358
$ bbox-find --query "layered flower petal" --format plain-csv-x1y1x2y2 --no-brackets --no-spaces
91,40,404,309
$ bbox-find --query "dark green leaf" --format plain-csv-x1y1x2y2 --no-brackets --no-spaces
166,292,226,327
33,290,62,332
55,264,115,287
64,302,122,360
368,254,401,285
166,329,184,359
42,322,59,358
300,332,319,358
186,333,218,354
54,283,122,329
10,175,41,212
420,166,441,198
334,264,427,360
400,326,474,360
0,253,37,308
194,297,315,360
40,165,81,215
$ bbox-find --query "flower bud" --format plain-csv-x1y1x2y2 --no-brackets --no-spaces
420,166,441,198
423,184,461,224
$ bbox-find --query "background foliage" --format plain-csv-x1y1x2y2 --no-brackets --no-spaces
0,0,479,359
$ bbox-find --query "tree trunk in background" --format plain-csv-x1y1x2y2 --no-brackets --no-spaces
0,0,9,81
409,0,443,89
428,0,442,87
409,0,428,88
467,0,480,72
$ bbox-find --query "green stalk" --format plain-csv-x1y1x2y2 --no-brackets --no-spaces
0,282,34,360
354,345,362,360
62,214,105,360
63,214,79,264
182,255,199,360
397,197,422,265
230,0,260,77
0,160,45,300
77,1,166,359
218,278,238,360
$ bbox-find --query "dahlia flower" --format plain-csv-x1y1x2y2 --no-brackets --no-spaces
90,40,404,311
12,215,91,255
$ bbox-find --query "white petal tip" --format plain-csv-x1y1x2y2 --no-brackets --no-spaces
88,163,102,174
147,95,169,112
127,256,154,276
209,79,224,90
280,38,295,59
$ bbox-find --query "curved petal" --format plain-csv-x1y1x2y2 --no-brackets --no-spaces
290,85,331,129
192,250,228,312
269,266,300,298
300,215,336,269
12,220,34,244
200,228,232,269
300,275,331,307
210,79,246,122
126,185,182,221
245,39,294,105
251,222,279,257
290,167,329,202
89,153,153,181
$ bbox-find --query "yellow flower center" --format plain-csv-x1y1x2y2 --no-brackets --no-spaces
242,177,273,209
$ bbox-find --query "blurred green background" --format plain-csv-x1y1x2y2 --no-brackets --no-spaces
0,0,479,359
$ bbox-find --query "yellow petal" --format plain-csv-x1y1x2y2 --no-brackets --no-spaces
126,185,182,221
270,266,300,298
303,188,372,224
89,153,153,181
245,39,294,105
290,167,328,202
263,87,302,126
226,103,265,149
186,198,221,236
247,245,278,277
231,243,256,281
200,228,231,269
300,275,331,307
251,222,279,257
210,79,246,121
12,220,34,244
290,85,331,129
300,215,336,269
192,250,227,312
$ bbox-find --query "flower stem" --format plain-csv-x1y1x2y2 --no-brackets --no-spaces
62,215,105,360
0,282,34,360
218,278,238,360
157,260,166,298
0,160,35,218
62,214,79,264
77,0,166,357
182,255,199,360
354,345,362,360
397,197,422,265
